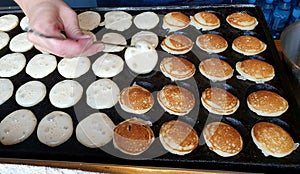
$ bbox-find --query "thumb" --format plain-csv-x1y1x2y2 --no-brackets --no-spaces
61,10,91,40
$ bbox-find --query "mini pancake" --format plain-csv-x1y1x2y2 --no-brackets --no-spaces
119,85,154,114
0,31,9,51
159,120,198,155
0,78,14,105
76,112,115,148
86,79,120,109
157,85,195,116
134,11,159,30
0,14,19,32
190,11,220,31
196,33,228,54
113,117,154,155
9,32,34,53
236,59,275,82
20,16,29,31
162,12,190,32
203,122,243,157
226,12,258,30
101,11,132,31
15,80,47,107
199,58,234,82
131,31,159,48
125,41,158,74
58,56,91,79
49,80,83,108
251,122,298,158
160,57,196,81
161,34,193,55
78,11,101,31
247,90,289,117
26,54,57,79
0,53,26,77
0,109,37,145
101,32,127,52
92,53,124,78
37,111,73,147
232,35,267,56
201,87,239,115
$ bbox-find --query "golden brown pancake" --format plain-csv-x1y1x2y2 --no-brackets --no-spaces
113,117,154,155
203,122,243,157
201,87,239,115
251,122,298,157
247,90,289,117
160,57,196,81
159,120,198,155
161,34,193,54
199,58,234,81
226,12,258,30
157,85,195,116
190,11,220,30
119,85,154,114
162,11,190,31
236,59,275,82
196,34,228,54
232,35,267,56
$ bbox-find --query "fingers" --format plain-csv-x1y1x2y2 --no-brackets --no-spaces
28,33,104,57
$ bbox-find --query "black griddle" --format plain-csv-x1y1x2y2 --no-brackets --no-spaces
0,4,300,173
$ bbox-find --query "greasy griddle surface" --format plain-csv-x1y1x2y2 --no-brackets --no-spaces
0,5,300,172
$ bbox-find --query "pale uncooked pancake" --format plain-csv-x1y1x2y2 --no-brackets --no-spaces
86,79,120,109
92,53,124,78
0,109,37,145
58,56,90,78
78,11,101,31
26,54,57,79
101,11,132,31
133,11,159,30
49,80,83,108
20,16,29,31
76,112,115,148
0,78,14,105
0,14,19,32
15,80,47,107
0,31,9,51
131,31,159,48
101,32,127,52
9,32,34,52
0,53,26,77
37,111,73,147
125,41,158,74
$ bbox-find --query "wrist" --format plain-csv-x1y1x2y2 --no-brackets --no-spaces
14,0,64,15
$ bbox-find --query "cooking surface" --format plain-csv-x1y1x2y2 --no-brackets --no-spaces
0,5,300,173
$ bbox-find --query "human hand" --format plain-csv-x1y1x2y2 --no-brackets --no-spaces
14,0,104,58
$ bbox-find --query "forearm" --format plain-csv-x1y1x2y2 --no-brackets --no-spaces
14,0,63,16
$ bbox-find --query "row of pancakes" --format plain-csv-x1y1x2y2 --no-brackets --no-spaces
1,109,297,159
76,10,258,32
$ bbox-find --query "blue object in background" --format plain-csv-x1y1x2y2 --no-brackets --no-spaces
289,0,300,24
270,0,292,38
261,0,275,26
